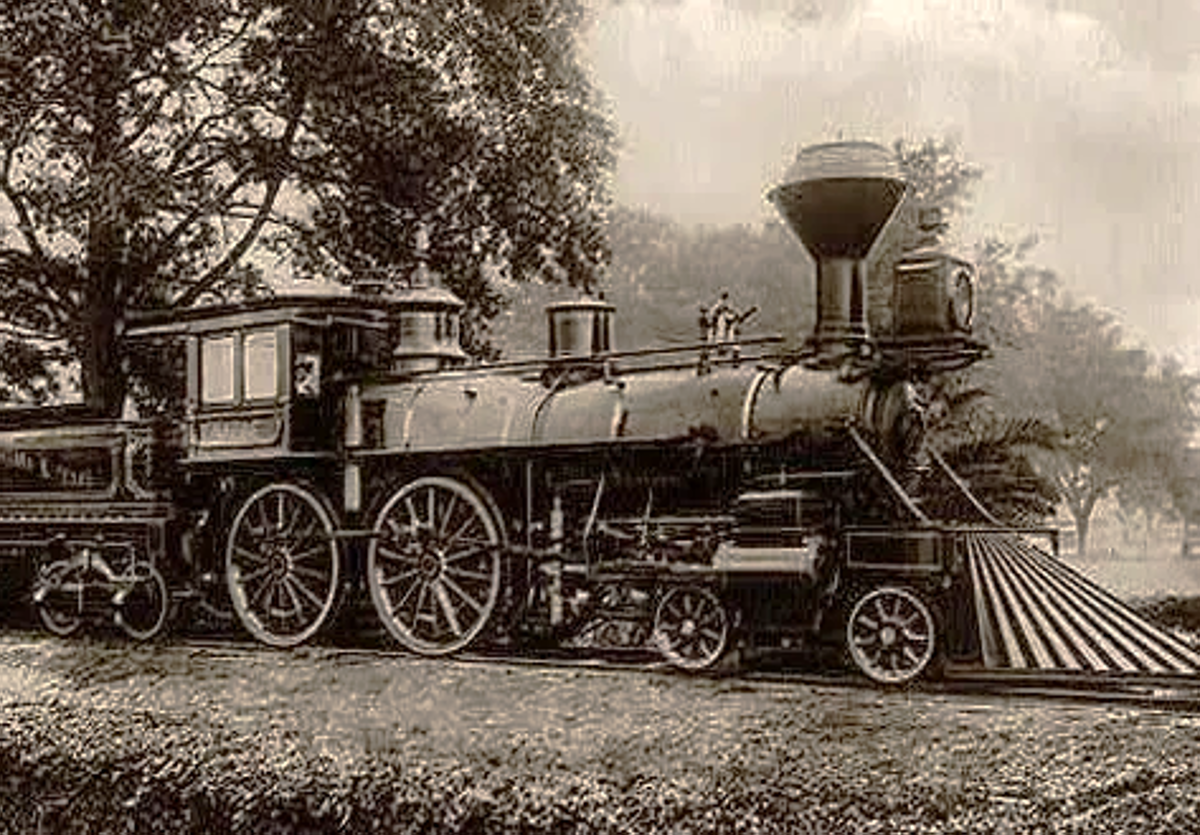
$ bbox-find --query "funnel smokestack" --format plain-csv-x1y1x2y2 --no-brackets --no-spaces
769,142,906,357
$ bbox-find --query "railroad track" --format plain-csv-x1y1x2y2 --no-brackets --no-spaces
9,619,1200,711
84,630,1200,712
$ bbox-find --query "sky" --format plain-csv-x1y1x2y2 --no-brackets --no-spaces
585,0,1200,364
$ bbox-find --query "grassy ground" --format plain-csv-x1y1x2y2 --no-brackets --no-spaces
3,634,1200,834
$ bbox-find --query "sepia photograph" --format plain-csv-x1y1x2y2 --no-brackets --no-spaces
0,0,1199,832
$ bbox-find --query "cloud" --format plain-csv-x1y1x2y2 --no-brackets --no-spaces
1048,0,1200,70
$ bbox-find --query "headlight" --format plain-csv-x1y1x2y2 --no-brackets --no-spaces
948,265,974,331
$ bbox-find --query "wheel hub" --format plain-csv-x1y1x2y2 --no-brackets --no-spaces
268,547,291,580
879,624,898,647
679,618,697,638
420,552,443,580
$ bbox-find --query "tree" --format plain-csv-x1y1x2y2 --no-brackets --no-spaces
1006,299,1197,554
287,0,614,358
0,0,613,411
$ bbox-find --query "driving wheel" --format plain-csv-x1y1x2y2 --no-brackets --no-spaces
225,482,340,647
368,475,503,656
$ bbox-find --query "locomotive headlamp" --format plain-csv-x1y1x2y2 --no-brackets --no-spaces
892,250,975,338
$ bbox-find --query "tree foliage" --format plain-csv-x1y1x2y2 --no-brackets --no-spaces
0,0,613,409
972,240,1199,552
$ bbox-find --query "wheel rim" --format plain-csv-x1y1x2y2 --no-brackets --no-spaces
37,566,81,637
116,566,169,641
368,476,502,655
847,586,936,685
226,483,339,647
653,585,728,671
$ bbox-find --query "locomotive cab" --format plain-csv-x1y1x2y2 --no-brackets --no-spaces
129,294,400,463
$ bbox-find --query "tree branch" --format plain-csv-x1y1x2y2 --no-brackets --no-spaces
172,79,308,308
147,162,253,271
0,144,47,262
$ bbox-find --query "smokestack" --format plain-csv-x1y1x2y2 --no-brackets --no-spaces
768,141,906,359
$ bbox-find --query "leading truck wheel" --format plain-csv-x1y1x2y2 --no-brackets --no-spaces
368,476,503,656
225,483,340,648
846,586,938,685
653,585,729,671
115,565,170,641
36,563,83,637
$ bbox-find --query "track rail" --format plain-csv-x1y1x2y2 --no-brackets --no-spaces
126,632,1200,713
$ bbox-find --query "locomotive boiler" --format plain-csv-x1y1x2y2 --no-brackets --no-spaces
19,139,1191,687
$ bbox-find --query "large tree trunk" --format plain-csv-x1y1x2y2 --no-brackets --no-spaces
80,272,125,417
82,54,127,417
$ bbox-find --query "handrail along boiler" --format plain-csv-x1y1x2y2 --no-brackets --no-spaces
6,142,1019,684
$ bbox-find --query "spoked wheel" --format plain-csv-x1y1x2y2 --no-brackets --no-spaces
226,483,340,648
115,565,170,641
846,586,938,685
653,585,729,671
368,475,503,656
36,564,82,637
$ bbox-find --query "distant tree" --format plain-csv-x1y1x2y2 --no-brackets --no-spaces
0,0,613,410
1009,301,1197,554
569,206,810,355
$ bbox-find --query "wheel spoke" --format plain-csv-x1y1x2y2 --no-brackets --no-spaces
444,514,477,548
442,575,486,615
234,545,268,565
438,494,458,537
237,565,272,586
290,544,330,564
292,564,331,582
250,575,276,610
287,574,326,610
434,581,463,636
874,598,888,621
445,565,495,583
377,545,420,564
443,544,491,563
412,583,432,623
277,578,303,619
380,568,421,588
290,519,319,548
390,573,422,614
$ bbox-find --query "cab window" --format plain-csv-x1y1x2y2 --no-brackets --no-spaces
201,335,235,404
243,330,278,401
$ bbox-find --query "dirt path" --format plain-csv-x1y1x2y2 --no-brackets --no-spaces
2,633,1200,833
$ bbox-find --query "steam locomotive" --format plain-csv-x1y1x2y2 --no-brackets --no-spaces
0,142,1016,685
